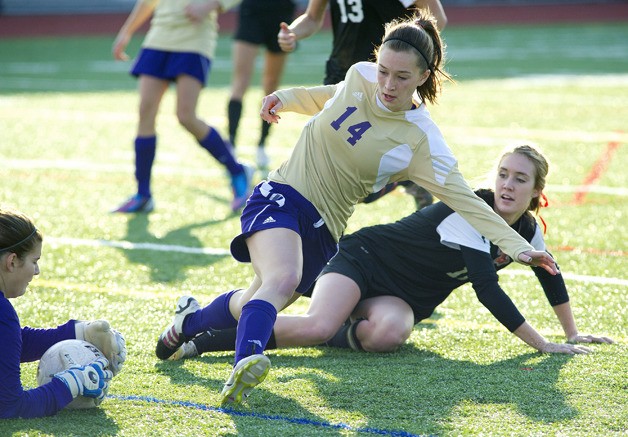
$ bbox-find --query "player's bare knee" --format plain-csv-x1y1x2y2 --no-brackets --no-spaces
308,320,339,343
261,271,301,299
176,111,196,131
367,324,409,352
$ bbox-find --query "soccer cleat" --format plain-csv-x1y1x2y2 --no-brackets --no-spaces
256,147,270,169
169,339,199,361
230,164,254,212
220,354,270,405
155,296,200,360
112,194,154,213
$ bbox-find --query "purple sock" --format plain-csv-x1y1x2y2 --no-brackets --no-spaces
234,299,277,364
198,128,243,175
182,290,239,337
135,136,156,197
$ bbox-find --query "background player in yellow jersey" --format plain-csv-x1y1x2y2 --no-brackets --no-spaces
154,11,558,406
112,0,252,213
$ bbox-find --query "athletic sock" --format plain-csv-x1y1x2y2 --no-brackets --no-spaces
182,290,239,337
234,299,277,363
135,136,156,197
193,329,277,354
198,128,243,175
227,99,242,146
259,117,271,147
323,319,364,351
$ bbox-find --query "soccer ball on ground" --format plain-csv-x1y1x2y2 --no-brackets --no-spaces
37,339,107,409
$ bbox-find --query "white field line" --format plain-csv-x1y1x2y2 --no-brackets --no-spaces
47,236,627,287
499,269,628,287
5,158,627,197
48,236,230,256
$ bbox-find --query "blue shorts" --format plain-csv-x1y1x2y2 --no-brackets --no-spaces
131,48,211,86
230,181,338,294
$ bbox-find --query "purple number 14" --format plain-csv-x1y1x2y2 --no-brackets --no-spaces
330,106,372,146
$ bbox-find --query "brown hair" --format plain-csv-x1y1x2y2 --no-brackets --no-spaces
0,207,42,259
376,10,452,104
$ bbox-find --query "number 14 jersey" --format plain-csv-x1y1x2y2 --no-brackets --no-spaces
269,62,534,261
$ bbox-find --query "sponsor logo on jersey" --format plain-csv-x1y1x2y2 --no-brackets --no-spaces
352,91,364,101
263,216,276,224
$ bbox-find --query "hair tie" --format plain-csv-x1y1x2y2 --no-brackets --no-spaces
0,228,37,253
540,192,549,208
537,193,549,234
384,37,433,72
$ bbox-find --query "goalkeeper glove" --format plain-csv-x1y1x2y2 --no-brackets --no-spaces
54,357,113,401
75,320,127,375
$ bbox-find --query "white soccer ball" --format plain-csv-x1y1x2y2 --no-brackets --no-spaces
37,339,107,409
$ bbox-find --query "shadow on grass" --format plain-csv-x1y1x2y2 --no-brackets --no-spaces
152,346,577,436
118,214,232,283
0,407,119,436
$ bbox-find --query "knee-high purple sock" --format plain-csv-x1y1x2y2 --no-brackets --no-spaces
135,136,156,197
182,290,239,337
198,128,243,175
234,299,277,364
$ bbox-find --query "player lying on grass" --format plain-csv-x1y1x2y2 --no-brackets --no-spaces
169,145,614,359
0,207,126,419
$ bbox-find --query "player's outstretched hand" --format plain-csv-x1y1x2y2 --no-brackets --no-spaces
518,250,560,275
278,22,297,52
260,94,283,124
568,333,615,344
54,357,113,400
540,342,592,355
76,320,127,375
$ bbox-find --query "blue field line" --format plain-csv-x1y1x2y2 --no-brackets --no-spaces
108,394,430,437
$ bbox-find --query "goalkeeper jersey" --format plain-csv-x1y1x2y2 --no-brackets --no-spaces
269,62,535,261
0,294,75,418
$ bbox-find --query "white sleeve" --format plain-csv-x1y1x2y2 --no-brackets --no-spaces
530,225,546,251
436,213,491,253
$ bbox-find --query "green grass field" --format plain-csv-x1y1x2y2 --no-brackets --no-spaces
0,23,627,436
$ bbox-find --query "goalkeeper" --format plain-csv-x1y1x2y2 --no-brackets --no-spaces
0,207,127,419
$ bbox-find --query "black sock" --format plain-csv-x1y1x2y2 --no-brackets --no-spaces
192,328,277,354
323,319,364,351
227,99,243,145
259,118,271,147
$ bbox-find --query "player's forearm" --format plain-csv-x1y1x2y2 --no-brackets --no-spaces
288,13,324,41
414,0,448,30
513,321,549,351
552,302,579,340
274,85,337,115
